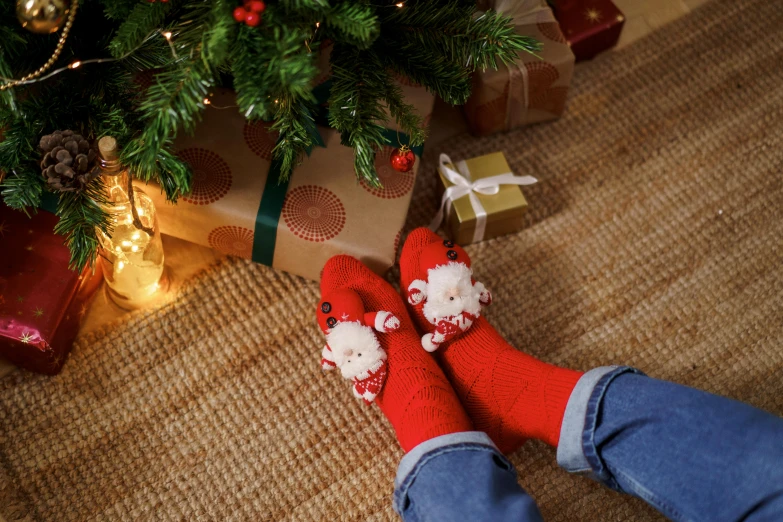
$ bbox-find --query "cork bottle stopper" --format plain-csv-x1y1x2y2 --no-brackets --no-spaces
98,136,118,161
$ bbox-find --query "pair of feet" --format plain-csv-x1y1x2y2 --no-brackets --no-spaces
319,227,583,454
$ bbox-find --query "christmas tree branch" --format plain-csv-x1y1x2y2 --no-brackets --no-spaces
109,3,173,58
378,1,540,104
234,23,319,119
121,0,234,200
270,96,317,181
380,42,472,105
385,7,540,71
0,108,43,175
276,0,330,12
382,81,427,147
0,167,42,213
322,3,379,49
233,13,320,180
53,178,112,269
99,0,152,22
328,44,390,185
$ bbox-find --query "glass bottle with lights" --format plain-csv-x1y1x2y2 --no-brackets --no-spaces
97,137,165,310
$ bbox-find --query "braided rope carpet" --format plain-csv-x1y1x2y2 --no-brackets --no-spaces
2,0,782,520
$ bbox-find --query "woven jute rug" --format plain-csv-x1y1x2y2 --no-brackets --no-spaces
2,0,782,519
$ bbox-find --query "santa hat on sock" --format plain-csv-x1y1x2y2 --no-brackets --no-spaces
419,239,471,275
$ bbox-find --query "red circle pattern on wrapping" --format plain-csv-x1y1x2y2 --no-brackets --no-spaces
243,120,278,161
282,185,346,242
208,226,254,259
360,146,415,199
537,22,567,44
178,148,233,205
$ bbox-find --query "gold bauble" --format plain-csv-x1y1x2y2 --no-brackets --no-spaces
16,0,70,34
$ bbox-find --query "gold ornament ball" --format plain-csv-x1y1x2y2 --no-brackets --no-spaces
16,0,70,34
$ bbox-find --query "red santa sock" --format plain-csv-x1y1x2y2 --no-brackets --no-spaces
400,227,584,453
319,254,472,453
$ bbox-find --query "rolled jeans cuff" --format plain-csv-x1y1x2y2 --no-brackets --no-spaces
556,365,644,483
393,431,500,515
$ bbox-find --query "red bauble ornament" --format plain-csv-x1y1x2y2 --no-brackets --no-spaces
390,146,415,173
233,7,248,22
246,0,266,13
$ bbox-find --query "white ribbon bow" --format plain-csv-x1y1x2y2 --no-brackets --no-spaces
430,153,538,243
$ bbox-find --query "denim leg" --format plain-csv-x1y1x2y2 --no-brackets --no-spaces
394,432,543,522
558,367,783,522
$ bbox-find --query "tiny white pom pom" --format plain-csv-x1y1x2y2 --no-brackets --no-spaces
421,333,439,352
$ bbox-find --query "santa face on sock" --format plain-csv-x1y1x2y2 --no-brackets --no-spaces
317,287,400,404
325,321,386,380
422,261,483,324
407,239,491,352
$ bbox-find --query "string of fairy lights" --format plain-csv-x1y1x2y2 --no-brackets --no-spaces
0,1,407,104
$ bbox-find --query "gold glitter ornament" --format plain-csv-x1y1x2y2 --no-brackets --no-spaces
16,0,70,34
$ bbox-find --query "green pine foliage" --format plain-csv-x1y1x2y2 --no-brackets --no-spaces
1,0,539,268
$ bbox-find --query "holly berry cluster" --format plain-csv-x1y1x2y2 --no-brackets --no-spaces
233,0,266,27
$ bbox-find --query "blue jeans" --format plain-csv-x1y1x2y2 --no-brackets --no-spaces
393,367,783,522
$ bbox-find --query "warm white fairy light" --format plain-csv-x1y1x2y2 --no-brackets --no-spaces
203,98,211,105
1,29,177,88
396,2,404,7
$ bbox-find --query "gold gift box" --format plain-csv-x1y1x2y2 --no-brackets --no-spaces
437,152,529,245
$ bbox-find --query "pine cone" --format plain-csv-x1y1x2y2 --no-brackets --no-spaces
39,130,100,192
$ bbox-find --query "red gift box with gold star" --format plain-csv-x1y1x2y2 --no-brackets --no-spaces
553,0,625,61
0,206,101,375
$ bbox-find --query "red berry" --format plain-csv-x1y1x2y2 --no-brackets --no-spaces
233,7,248,22
247,0,266,13
390,147,415,173
245,11,262,26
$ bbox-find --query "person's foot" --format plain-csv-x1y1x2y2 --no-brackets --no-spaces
400,227,583,453
319,254,472,452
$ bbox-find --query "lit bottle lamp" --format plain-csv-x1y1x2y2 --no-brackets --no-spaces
97,137,166,310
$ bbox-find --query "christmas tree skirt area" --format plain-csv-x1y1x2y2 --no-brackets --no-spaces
2,0,783,519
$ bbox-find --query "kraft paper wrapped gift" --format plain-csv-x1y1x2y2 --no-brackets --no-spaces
433,152,537,245
464,0,575,136
137,86,434,281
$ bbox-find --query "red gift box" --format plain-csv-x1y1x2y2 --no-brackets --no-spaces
0,206,101,374
554,0,625,61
